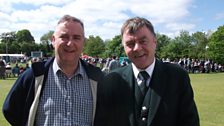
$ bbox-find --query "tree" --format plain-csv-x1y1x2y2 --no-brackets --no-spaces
105,35,125,58
19,42,39,56
174,30,192,58
16,29,35,43
207,25,224,64
40,31,54,52
161,40,181,60
9,43,21,54
0,32,17,54
0,31,17,44
83,35,105,57
156,33,171,59
191,31,209,59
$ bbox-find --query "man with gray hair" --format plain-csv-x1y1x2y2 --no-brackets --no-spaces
3,15,104,126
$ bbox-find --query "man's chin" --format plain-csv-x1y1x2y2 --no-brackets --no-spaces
134,62,149,69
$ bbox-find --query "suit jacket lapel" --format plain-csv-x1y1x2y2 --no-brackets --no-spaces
123,65,143,107
147,60,166,126
147,88,161,126
122,65,139,126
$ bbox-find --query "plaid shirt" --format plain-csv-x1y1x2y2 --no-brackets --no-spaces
35,60,93,126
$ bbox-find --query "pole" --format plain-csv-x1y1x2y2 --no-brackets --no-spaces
6,34,11,63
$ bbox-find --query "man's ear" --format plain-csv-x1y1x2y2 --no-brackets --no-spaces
51,35,55,48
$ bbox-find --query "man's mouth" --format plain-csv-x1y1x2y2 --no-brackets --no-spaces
134,53,145,58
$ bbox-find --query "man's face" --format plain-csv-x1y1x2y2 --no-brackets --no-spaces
122,26,157,69
52,21,84,64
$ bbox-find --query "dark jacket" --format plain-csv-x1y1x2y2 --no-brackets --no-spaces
94,59,200,126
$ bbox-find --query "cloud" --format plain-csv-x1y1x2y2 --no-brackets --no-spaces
215,12,224,20
165,23,195,31
0,0,194,42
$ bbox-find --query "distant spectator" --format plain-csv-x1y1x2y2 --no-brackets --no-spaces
0,59,6,79
5,63,12,78
12,64,20,77
24,63,30,71
108,56,120,72
121,59,128,67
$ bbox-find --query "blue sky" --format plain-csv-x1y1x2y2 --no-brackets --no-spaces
0,0,223,43
188,0,224,32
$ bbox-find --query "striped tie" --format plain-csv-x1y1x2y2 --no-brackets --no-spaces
139,71,149,96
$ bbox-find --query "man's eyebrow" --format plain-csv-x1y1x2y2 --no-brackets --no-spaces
138,36,147,40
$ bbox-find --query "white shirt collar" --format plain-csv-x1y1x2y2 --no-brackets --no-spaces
52,58,85,78
132,58,155,81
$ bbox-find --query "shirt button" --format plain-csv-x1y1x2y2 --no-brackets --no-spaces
142,117,146,121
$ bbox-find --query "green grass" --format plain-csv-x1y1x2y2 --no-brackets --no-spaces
0,78,15,126
190,73,224,126
0,73,224,126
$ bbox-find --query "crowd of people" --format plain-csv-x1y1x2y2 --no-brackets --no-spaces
162,58,224,73
0,57,46,79
1,55,223,80
81,56,224,75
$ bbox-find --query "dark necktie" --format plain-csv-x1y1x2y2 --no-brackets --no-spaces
138,71,150,126
139,71,149,96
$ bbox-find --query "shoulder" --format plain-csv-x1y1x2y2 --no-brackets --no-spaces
158,60,188,74
31,57,54,76
112,64,131,74
17,57,53,86
104,65,132,82
155,60,190,84
80,59,104,81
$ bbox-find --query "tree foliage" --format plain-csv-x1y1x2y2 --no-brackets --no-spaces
207,25,224,64
105,35,125,58
40,30,54,53
156,33,171,58
191,31,209,58
83,35,105,57
0,31,17,44
16,29,35,43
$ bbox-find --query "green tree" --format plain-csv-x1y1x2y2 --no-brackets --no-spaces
37,43,50,57
19,42,38,56
0,43,6,53
0,31,17,44
156,33,171,59
191,31,209,59
161,40,181,60
105,35,124,58
40,30,54,52
207,25,224,64
16,29,35,43
9,43,21,54
0,32,17,53
174,30,192,58
83,35,105,57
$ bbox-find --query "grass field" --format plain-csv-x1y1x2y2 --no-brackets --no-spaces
190,73,224,126
0,73,224,126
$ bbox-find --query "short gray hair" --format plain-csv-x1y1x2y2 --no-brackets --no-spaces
57,15,84,29
121,17,156,37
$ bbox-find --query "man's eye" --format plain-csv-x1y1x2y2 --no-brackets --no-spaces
126,42,135,47
60,35,69,41
73,36,81,40
140,39,147,44
60,35,68,39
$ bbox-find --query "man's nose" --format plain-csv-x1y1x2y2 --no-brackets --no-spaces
66,38,75,46
133,43,142,51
